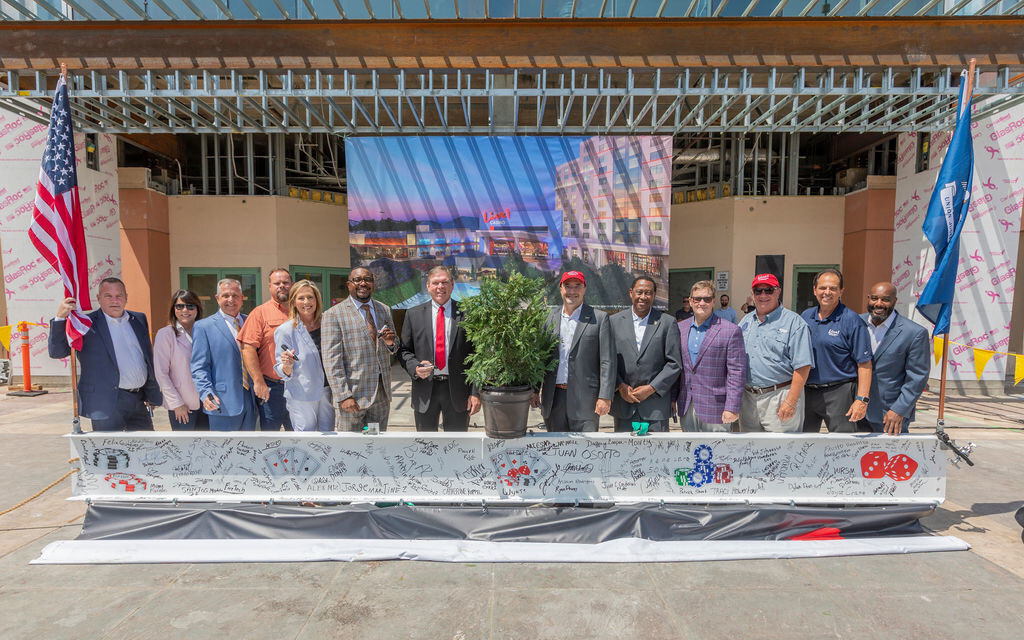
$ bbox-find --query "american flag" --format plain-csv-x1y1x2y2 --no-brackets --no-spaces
28,74,93,350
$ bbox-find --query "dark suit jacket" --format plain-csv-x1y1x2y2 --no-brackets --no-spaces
859,311,930,424
609,308,681,422
541,303,615,421
397,299,476,413
49,310,162,420
676,314,747,424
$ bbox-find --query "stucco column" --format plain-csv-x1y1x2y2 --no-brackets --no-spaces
118,167,171,334
842,176,897,313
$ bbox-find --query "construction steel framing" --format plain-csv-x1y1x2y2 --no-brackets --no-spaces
2,0,1024,21
2,66,1022,135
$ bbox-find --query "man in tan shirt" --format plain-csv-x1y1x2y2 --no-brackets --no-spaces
238,268,293,430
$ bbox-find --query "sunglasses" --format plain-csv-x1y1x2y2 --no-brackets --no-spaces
690,296,714,303
752,287,776,295
174,303,197,310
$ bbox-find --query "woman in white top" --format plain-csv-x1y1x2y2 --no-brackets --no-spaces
152,289,208,430
274,280,335,431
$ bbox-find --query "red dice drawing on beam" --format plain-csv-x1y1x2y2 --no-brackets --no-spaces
860,451,917,481
884,454,918,481
860,451,888,479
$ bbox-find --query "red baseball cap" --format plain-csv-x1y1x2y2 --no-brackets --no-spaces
751,273,780,289
560,271,586,285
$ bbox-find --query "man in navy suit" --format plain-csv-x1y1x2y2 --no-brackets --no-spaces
191,278,259,431
48,277,162,431
859,282,931,434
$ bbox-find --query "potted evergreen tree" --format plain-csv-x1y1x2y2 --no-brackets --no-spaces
460,273,558,438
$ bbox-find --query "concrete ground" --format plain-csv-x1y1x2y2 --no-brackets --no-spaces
1,366,1023,639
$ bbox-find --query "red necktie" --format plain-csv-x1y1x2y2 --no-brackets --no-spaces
435,305,446,371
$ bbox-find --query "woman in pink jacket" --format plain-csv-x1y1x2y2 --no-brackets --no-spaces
152,290,208,430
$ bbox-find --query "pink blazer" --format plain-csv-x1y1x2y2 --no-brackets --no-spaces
152,324,201,411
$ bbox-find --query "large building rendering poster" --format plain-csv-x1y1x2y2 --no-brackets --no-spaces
346,136,673,309
893,102,1024,385
0,106,120,377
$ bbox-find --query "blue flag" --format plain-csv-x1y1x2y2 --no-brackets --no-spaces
916,72,974,337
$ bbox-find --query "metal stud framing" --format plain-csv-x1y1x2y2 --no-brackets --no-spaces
1,0,1022,21
2,66,1021,135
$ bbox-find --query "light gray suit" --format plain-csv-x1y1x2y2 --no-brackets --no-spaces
610,308,682,432
540,303,615,432
321,297,397,431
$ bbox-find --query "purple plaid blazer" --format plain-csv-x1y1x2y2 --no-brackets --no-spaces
676,314,747,424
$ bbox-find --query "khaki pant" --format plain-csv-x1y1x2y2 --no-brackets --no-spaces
739,387,804,433
680,405,732,433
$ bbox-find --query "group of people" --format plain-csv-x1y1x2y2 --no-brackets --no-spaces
49,265,930,437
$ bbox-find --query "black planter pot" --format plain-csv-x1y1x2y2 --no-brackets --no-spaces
480,385,533,439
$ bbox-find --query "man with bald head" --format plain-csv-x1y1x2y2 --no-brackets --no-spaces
322,267,398,432
859,282,931,434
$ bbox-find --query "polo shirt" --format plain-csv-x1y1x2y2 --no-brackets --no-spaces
738,305,814,387
237,299,289,380
800,302,872,385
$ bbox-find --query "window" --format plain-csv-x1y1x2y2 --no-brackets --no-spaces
669,268,714,313
649,206,663,217
792,264,838,312
632,254,663,274
649,192,663,203
613,219,640,244
916,133,930,173
85,133,99,171
291,265,351,307
180,268,261,318
650,222,663,231
649,235,663,245
598,222,607,230
583,223,590,229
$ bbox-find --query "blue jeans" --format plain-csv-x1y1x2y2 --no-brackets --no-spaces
259,377,293,431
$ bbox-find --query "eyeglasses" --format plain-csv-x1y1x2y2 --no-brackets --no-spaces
690,296,714,303
752,287,776,295
349,277,374,284
174,303,197,311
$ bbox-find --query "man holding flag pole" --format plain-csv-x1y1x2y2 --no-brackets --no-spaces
33,66,162,432
914,60,977,465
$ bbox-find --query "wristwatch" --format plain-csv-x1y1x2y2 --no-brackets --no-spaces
855,395,870,404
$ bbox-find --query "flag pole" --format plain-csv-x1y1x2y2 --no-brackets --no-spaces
58,62,82,434
937,58,975,432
